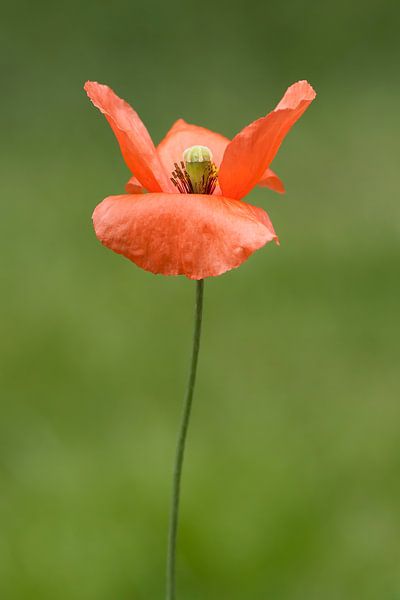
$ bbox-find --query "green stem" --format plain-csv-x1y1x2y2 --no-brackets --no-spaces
166,279,205,600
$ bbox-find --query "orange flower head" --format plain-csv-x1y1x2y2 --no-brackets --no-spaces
85,80,316,279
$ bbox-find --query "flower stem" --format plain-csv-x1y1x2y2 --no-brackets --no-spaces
166,279,204,600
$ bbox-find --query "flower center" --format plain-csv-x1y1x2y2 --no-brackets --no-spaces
170,145,218,194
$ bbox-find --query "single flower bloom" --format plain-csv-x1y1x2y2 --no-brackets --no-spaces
85,80,315,279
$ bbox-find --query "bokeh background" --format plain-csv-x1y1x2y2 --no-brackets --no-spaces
1,0,400,598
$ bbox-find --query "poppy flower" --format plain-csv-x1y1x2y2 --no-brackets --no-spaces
85,80,315,279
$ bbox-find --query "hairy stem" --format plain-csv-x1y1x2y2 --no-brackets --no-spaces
166,279,204,600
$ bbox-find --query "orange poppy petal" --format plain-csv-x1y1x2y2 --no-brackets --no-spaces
258,168,285,194
84,81,174,193
158,119,284,195
157,119,230,173
93,193,278,279
125,175,145,194
219,80,316,200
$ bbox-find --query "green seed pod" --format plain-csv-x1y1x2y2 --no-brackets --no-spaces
183,146,214,194
183,145,213,164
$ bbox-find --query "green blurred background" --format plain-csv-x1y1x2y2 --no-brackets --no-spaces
1,0,399,598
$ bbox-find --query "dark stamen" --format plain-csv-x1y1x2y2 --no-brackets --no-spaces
171,161,218,195
171,162,194,194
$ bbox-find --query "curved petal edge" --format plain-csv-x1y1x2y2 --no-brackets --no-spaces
93,193,278,279
219,80,316,200
84,81,174,193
